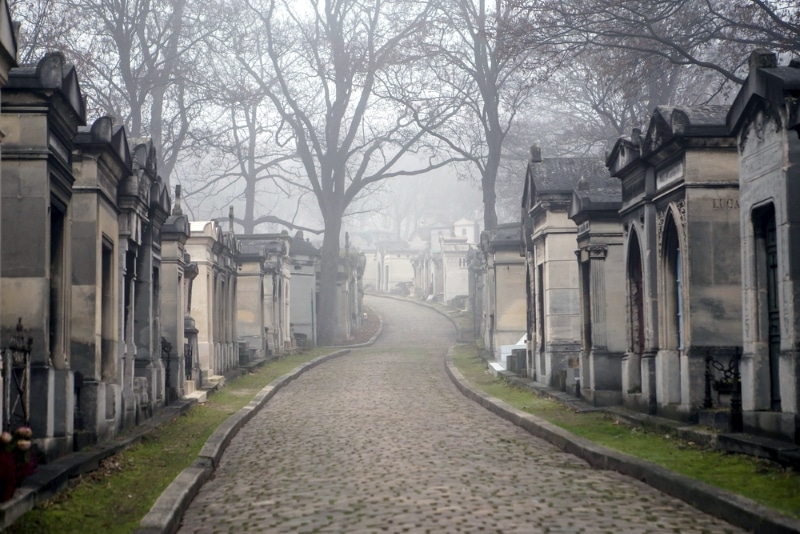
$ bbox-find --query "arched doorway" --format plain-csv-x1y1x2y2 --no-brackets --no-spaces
661,212,684,405
626,232,645,395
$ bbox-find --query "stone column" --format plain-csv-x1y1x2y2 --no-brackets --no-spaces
133,229,155,412
194,264,213,382
160,226,187,400
118,244,136,429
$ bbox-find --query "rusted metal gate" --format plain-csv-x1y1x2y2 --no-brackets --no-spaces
2,319,33,431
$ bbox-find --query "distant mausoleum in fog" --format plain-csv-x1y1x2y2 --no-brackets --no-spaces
366,219,481,307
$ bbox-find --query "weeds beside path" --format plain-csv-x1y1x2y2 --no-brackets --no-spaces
450,343,800,521
7,348,346,534
8,305,383,533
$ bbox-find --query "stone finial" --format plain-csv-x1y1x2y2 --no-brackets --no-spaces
529,144,542,163
749,49,777,71
90,115,113,141
228,206,234,234
39,52,67,88
173,184,183,215
631,128,642,147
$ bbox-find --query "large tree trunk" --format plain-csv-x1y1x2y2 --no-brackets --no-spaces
482,159,499,230
317,217,342,345
482,125,502,230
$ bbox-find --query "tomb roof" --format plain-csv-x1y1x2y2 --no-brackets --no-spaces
482,222,521,251
0,0,17,84
528,157,607,196
6,52,85,124
569,171,621,218
644,105,730,154
74,116,133,170
290,232,321,257
238,241,268,258
727,49,800,135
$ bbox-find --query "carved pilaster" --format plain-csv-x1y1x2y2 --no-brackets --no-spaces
588,245,608,350
740,105,783,153
676,199,687,244
586,245,608,260
656,201,686,260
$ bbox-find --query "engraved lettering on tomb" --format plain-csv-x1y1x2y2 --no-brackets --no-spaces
712,198,740,209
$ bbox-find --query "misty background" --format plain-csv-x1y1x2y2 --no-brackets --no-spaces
8,0,799,246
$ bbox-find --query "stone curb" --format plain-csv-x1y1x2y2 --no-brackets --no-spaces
137,466,212,534
444,349,800,534
0,399,196,530
327,304,385,349
136,348,352,534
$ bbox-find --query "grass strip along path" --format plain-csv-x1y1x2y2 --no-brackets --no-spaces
451,343,800,521
6,307,381,533
7,348,337,534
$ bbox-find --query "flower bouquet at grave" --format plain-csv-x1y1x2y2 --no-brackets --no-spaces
0,426,37,502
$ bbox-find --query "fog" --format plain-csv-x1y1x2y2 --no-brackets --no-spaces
9,0,798,245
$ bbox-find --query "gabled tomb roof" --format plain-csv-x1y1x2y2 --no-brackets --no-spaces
727,49,800,136
643,105,730,156
75,116,133,172
6,52,86,124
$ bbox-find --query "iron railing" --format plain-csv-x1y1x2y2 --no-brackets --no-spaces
703,348,743,432
3,319,33,431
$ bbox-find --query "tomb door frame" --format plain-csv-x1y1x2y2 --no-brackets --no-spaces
753,204,781,412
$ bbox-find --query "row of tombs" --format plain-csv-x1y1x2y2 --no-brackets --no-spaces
0,48,364,461
478,50,800,444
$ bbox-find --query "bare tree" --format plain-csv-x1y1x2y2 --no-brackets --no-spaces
180,100,307,233
492,0,792,178
403,0,558,230
234,0,455,344
529,44,734,159
534,0,799,85
13,0,218,185
10,0,79,63
182,39,306,234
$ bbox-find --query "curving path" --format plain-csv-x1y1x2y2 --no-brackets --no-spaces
177,295,741,533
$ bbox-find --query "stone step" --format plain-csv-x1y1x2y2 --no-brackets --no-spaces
184,389,208,403
207,375,225,388
488,361,505,376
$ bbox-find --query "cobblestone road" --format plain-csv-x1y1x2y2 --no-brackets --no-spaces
178,296,741,534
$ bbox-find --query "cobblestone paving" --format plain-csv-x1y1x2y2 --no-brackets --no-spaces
178,296,742,534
